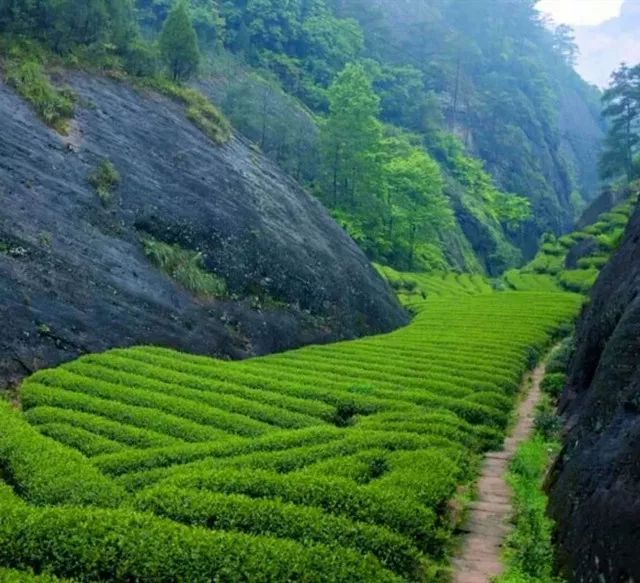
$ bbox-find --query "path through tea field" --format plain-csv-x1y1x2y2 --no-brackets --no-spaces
0,276,582,581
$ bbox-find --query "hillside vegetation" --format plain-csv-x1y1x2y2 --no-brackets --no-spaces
0,280,582,581
0,0,603,274
503,190,638,294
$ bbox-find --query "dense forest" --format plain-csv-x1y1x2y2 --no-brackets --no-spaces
0,0,604,274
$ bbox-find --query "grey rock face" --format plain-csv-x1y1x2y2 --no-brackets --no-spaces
0,74,407,388
548,201,640,582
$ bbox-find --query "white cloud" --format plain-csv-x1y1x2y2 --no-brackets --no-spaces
537,0,624,26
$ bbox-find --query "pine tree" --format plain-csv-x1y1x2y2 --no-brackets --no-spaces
159,0,200,82
600,63,640,181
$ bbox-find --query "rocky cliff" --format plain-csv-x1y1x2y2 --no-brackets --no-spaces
0,73,407,390
548,201,640,581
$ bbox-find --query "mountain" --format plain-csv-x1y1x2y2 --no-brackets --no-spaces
574,0,640,88
213,0,606,265
0,0,606,276
0,72,407,389
548,194,640,580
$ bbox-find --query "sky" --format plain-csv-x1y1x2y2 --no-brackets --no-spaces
537,0,624,26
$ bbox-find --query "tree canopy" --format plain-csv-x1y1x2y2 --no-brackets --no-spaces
600,63,640,182
159,0,201,81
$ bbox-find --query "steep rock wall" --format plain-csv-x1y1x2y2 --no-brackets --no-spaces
0,73,407,388
548,202,640,582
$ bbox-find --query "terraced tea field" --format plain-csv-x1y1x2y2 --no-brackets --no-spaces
502,196,637,294
0,284,582,581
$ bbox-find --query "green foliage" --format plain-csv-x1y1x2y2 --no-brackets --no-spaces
0,402,126,507
320,63,382,210
600,63,640,182
546,338,574,375
137,0,225,47
505,196,637,294
6,282,582,579
159,0,200,81
317,65,468,271
142,236,227,297
220,0,363,104
0,568,65,582
497,430,561,583
540,373,566,400
4,56,74,134
145,77,231,144
0,0,137,54
0,487,399,582
88,158,120,205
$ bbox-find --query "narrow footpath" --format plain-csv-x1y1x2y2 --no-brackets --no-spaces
452,360,547,583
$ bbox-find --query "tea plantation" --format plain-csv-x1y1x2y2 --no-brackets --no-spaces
0,278,584,582
502,196,637,294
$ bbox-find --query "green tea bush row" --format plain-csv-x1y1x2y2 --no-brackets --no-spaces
69,356,334,420
0,403,125,507
199,430,464,475
244,357,492,396
164,468,439,550
558,268,599,294
35,423,125,457
93,426,344,477
24,406,181,449
369,450,464,510
65,359,323,428
302,346,520,387
134,485,423,579
268,349,519,391
140,338,525,382
0,496,399,582
26,369,272,437
113,347,397,416
21,384,228,443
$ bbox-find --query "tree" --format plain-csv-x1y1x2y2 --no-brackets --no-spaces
320,63,383,209
384,148,452,270
552,24,579,67
159,0,200,81
600,63,640,181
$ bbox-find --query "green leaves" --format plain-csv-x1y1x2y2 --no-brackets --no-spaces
159,0,200,81
600,63,640,181
4,58,75,134
0,402,126,508
3,282,584,580
142,236,228,297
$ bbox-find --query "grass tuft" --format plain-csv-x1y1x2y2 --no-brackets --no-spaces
4,59,74,134
141,77,231,144
88,159,120,205
142,237,227,297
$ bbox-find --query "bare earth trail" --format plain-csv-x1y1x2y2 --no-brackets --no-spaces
452,359,547,582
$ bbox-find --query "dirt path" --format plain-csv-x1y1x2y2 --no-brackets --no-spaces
452,360,546,583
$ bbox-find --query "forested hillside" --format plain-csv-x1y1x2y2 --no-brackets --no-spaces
0,0,604,274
